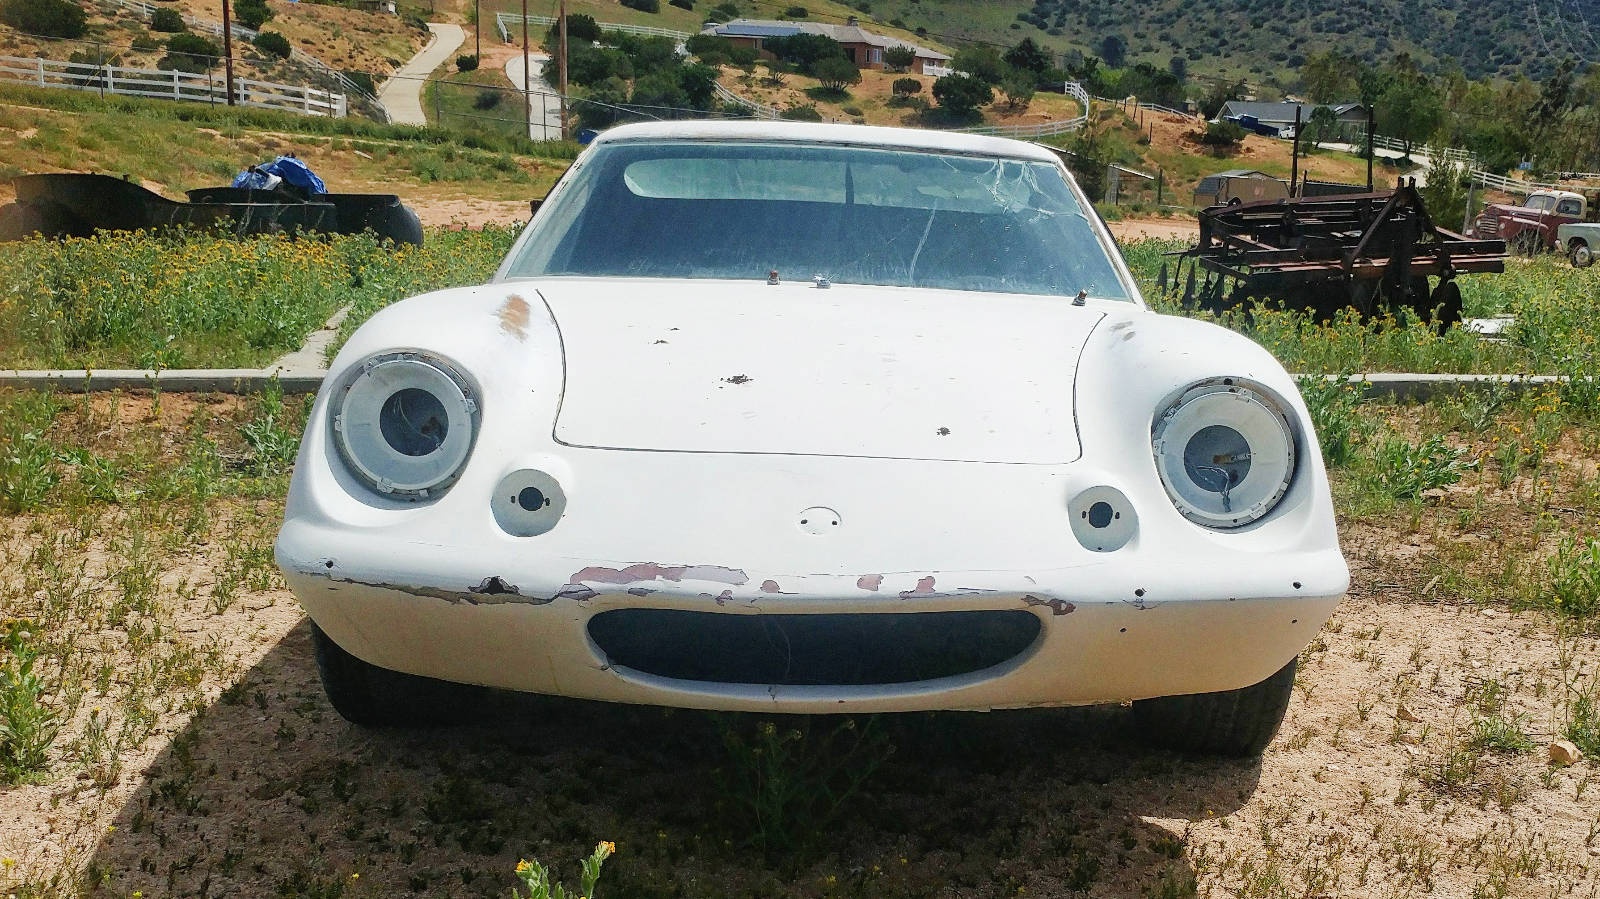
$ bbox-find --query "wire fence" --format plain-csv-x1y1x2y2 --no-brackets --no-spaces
493,12,690,43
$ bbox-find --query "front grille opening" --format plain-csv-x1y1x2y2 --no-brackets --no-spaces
588,609,1041,686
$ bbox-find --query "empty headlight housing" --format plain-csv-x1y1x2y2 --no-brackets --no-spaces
1151,378,1297,529
331,351,479,499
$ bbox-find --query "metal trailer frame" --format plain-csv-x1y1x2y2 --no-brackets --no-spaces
1167,179,1506,329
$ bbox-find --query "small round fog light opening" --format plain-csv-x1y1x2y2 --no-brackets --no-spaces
493,469,567,537
1069,485,1137,552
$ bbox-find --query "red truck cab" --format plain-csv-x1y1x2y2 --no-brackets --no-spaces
1471,189,1587,255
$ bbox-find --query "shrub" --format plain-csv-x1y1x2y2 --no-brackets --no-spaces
253,30,291,59
130,33,162,51
705,0,739,22
455,52,478,72
473,89,501,110
234,0,270,29
1373,434,1471,499
783,4,807,16
619,0,659,11
780,102,821,121
342,69,376,96
0,0,87,39
931,72,992,117
668,0,693,8
161,32,221,73
1199,120,1247,147
811,55,859,90
891,76,921,96
149,7,185,32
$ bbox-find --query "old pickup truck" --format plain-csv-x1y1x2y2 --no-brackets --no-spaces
1471,189,1587,255
1557,221,1600,267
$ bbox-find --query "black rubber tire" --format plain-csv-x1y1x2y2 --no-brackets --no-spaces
1130,657,1298,757
311,622,485,727
1570,240,1594,268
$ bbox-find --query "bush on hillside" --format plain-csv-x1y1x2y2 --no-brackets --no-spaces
1199,120,1247,147
160,32,221,73
234,0,271,30
149,7,185,32
456,53,478,72
668,0,693,8
619,0,659,11
253,30,291,59
891,76,921,96
0,0,87,39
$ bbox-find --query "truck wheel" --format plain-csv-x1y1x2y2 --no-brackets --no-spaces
1510,231,1544,257
1571,240,1594,268
1130,658,1298,757
311,622,486,727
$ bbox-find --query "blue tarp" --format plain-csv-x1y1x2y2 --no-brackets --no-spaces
232,156,327,195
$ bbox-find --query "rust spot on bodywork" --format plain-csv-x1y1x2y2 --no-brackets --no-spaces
471,576,519,596
899,576,937,598
1022,595,1075,616
568,563,750,588
499,294,530,341
857,574,883,591
761,579,782,594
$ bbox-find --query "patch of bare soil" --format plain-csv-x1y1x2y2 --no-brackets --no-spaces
1109,217,1198,243
1,395,1598,898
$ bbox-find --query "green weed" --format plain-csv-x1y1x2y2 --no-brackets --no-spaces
0,621,60,783
1539,537,1600,618
1296,376,1365,467
512,842,615,899
1373,434,1473,499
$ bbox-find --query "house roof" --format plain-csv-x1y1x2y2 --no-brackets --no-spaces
702,19,950,61
1206,169,1273,179
1217,101,1365,123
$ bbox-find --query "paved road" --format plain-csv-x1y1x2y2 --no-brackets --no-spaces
378,23,467,127
504,53,564,141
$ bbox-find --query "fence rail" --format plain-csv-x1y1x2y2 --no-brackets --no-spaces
711,81,779,119
0,55,347,116
111,0,384,118
956,80,1089,138
495,13,690,43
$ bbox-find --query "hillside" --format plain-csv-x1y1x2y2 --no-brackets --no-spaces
847,0,1591,85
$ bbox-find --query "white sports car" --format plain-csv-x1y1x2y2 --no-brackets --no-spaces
276,120,1347,756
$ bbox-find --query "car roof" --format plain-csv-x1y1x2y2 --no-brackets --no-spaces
589,120,1063,164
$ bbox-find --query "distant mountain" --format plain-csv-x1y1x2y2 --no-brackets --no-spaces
854,0,1600,83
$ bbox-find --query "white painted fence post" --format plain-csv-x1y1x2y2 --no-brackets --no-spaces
172,68,180,99
36,57,44,86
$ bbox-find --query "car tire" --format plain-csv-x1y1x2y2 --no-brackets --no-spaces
1130,657,1298,757
1571,240,1594,268
311,622,486,726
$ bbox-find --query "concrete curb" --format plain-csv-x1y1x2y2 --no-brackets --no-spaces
0,371,1574,397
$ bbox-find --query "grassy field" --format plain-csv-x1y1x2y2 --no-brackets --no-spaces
0,378,1597,898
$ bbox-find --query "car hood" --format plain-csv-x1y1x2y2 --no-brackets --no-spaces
538,278,1105,464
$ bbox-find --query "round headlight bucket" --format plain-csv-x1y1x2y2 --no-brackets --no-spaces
1151,378,1297,528
332,352,479,499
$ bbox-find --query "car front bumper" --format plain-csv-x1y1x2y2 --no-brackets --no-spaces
278,519,1344,714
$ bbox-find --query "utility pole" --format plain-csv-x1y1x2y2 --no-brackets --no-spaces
559,0,568,140
520,0,531,139
220,0,235,105
474,0,480,62
1289,105,1301,196
1366,106,1375,192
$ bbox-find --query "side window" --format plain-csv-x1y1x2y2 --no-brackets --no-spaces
1559,199,1583,217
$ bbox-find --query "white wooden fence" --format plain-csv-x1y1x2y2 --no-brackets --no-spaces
111,0,384,118
711,81,779,119
956,80,1090,138
0,55,347,117
495,13,690,43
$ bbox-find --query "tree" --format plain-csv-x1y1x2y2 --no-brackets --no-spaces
1300,50,1357,103
1198,79,1245,119
0,0,86,38
932,72,992,118
678,62,719,108
891,77,921,97
160,32,220,73
1375,64,1443,157
882,44,915,73
1418,145,1470,232
1167,55,1186,81
812,56,860,91
951,45,1006,84
999,67,1035,111
254,30,292,59
233,0,270,30
763,32,845,70
1302,104,1340,145
1003,37,1051,74
1098,34,1125,68
149,8,185,32
555,13,602,43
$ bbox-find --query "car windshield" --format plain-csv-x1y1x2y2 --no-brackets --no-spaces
1527,194,1556,211
502,140,1132,300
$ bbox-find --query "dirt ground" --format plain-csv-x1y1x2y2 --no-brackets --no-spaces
0,393,1597,899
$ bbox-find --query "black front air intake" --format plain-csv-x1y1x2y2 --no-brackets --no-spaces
587,609,1041,686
